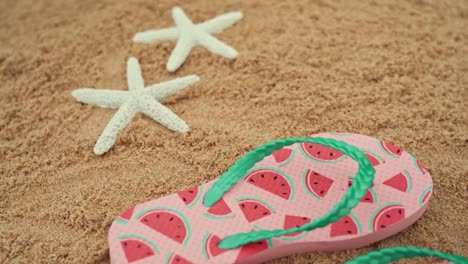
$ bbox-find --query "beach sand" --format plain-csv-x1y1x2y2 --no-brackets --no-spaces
1,0,467,263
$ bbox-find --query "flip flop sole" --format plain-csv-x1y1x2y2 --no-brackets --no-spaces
108,132,433,263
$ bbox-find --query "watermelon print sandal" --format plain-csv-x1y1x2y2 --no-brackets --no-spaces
108,132,434,264
346,246,468,264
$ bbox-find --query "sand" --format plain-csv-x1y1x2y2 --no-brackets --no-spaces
1,0,467,263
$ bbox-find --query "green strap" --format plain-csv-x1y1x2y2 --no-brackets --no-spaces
202,137,375,249
345,246,468,264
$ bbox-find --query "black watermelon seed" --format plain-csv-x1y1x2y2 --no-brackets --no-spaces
249,179,255,182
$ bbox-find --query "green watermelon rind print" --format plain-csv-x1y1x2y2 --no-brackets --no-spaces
234,196,276,213
418,185,433,207
117,233,160,254
201,232,211,260
402,170,413,193
163,252,172,264
202,211,234,221
246,166,296,201
134,206,191,246
277,149,296,167
377,139,399,159
297,142,347,164
187,185,203,209
411,155,427,175
114,218,129,225
368,202,403,232
301,168,321,201
348,212,363,234
360,148,384,164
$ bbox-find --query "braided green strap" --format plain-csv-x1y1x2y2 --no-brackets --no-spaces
202,137,375,249
345,246,468,264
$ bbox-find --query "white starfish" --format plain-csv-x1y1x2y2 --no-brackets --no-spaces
72,57,199,155
133,6,243,72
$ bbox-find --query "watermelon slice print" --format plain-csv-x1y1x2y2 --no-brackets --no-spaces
378,139,403,159
118,234,160,263
302,169,334,200
383,171,412,193
235,239,270,262
412,156,428,175
235,196,275,223
299,142,345,163
164,252,192,264
418,186,433,206
360,149,384,167
370,202,406,231
115,207,135,225
348,177,378,203
177,186,203,208
202,232,228,259
280,215,311,241
330,212,362,237
203,198,233,220
245,167,295,200
272,148,295,166
135,207,191,245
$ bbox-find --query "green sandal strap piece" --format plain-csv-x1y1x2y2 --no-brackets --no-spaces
202,137,376,249
345,246,468,264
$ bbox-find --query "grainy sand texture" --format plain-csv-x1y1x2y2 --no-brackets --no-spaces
1,0,467,263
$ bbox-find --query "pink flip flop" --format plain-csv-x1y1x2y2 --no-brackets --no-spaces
108,132,433,264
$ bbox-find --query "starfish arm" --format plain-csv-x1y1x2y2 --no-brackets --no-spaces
139,96,189,133
197,32,238,58
166,35,195,72
198,11,243,34
71,89,128,109
94,102,138,155
127,57,145,91
172,6,193,27
146,75,200,100
133,27,179,43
